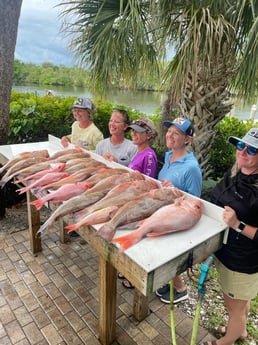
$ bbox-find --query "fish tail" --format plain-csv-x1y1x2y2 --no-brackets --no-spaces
65,223,80,232
17,186,29,194
96,224,115,241
30,199,44,211
112,232,141,252
15,177,26,184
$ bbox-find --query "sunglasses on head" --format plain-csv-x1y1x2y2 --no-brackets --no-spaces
131,120,151,132
236,141,257,156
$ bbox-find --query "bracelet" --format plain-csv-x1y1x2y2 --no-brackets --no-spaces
254,229,258,243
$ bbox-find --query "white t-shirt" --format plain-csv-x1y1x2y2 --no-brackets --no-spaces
96,138,137,166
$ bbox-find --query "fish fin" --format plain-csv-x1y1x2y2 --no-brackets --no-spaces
65,223,80,232
146,231,169,237
30,199,44,211
96,224,115,241
111,232,141,252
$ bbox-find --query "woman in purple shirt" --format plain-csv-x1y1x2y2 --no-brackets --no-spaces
128,118,158,178
119,118,158,289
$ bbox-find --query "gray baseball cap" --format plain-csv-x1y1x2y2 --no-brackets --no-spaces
229,128,258,149
70,97,93,111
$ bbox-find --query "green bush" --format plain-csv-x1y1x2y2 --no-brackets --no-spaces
8,92,257,183
9,92,74,143
9,92,146,144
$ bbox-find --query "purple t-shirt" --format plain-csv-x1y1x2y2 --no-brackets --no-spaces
128,147,158,178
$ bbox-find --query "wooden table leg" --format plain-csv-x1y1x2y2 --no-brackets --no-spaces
98,255,117,345
133,290,149,321
59,218,69,244
26,191,41,254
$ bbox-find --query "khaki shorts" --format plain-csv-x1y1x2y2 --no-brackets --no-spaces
215,258,258,300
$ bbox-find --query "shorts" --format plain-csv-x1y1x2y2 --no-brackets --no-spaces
215,258,258,300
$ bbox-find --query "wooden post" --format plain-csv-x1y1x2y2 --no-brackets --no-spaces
26,191,41,254
133,290,149,321
59,218,69,244
98,255,117,345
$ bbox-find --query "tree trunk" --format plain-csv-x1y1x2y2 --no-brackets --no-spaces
160,66,234,179
0,0,23,145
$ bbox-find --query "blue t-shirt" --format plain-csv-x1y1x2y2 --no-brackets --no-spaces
158,151,202,197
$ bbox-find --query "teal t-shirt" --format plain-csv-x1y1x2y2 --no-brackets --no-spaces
158,151,202,197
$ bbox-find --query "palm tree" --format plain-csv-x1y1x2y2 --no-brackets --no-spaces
59,0,257,178
0,0,23,145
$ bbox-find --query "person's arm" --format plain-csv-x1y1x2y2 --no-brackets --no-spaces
223,206,258,242
185,168,202,197
141,151,158,178
61,134,71,147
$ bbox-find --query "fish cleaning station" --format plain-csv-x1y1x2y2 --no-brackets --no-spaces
0,135,227,345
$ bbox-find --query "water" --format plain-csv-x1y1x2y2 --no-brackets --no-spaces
12,84,257,120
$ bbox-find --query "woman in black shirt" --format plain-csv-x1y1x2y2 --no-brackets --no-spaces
200,128,258,345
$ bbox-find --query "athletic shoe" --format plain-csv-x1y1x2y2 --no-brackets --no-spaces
155,283,170,297
160,288,188,304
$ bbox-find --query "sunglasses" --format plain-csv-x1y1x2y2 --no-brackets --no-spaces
131,120,151,133
236,141,258,156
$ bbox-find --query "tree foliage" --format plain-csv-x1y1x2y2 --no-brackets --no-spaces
58,0,257,178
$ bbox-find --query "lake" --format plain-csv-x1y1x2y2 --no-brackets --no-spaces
12,84,257,120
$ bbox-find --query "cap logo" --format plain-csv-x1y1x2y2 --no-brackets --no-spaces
75,98,83,105
249,129,258,139
174,117,186,125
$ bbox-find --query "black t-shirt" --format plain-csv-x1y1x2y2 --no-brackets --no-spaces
210,169,258,274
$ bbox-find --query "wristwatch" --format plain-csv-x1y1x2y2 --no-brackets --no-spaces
236,221,246,233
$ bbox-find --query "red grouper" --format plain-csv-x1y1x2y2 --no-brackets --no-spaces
37,170,144,235
17,172,70,194
30,181,93,211
0,149,49,175
112,198,203,252
65,178,160,231
15,162,66,184
96,186,184,241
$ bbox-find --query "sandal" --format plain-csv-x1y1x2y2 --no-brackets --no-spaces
122,279,134,289
199,341,217,345
117,272,125,279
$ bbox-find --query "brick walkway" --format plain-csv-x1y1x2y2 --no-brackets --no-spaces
0,224,216,345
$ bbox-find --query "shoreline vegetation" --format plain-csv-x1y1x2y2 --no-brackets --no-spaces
13,59,257,120
13,59,165,92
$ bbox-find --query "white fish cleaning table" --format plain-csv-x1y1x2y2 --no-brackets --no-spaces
0,136,227,345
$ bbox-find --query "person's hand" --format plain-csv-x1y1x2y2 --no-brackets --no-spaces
61,136,70,147
160,179,173,187
102,152,117,162
223,206,239,229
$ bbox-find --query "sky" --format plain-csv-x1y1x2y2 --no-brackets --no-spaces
15,0,74,66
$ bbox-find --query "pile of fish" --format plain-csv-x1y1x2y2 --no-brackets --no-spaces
0,147,203,251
